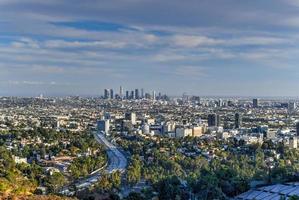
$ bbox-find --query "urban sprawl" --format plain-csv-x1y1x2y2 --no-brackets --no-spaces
1,87,299,200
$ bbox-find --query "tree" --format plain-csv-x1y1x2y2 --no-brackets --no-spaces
111,170,121,189
124,192,145,200
255,148,265,169
68,154,107,179
45,172,66,193
155,176,185,200
289,195,299,200
126,155,141,185
191,169,226,200
109,193,121,200
97,172,112,191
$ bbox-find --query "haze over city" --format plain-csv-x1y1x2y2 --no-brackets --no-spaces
1,0,299,96
3,1,299,200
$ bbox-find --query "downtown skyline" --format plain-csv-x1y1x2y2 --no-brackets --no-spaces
1,0,299,97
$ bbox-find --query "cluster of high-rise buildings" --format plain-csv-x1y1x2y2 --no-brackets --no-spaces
207,112,242,130
96,95,299,143
103,87,168,100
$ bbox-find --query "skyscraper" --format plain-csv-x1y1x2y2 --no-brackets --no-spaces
218,99,223,107
288,102,296,113
126,91,129,99
152,90,156,100
296,122,299,137
131,90,134,99
216,114,221,127
125,112,136,125
208,113,217,127
119,86,123,98
235,113,242,129
110,89,114,99
145,93,151,99
135,89,139,99
253,98,259,108
104,89,110,99
141,88,144,99
97,119,110,133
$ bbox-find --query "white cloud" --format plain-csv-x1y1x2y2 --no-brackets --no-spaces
11,37,40,48
31,65,65,73
171,34,289,48
5,80,73,86
280,17,299,27
144,34,159,42
153,53,186,62
8,80,45,85
173,66,206,77
285,0,299,7
172,35,222,48
229,36,288,46
44,40,127,49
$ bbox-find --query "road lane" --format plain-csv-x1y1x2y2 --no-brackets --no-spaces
60,131,127,195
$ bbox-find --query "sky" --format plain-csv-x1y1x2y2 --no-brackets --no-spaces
0,0,299,97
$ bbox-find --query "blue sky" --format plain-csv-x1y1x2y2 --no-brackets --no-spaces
0,0,299,96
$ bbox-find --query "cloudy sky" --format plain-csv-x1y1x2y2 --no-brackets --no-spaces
1,0,299,96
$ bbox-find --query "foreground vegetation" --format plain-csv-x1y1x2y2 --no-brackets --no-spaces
115,134,299,199
0,128,107,199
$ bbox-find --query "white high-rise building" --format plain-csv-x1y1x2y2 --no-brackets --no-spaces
175,127,192,138
290,137,298,149
288,102,296,113
97,119,110,133
131,113,136,125
119,86,123,98
125,112,136,125
142,124,150,134
163,121,176,133
152,90,156,100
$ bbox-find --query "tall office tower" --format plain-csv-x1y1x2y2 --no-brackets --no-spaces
296,122,299,136
288,102,296,113
218,99,223,107
182,93,188,102
104,89,110,99
130,90,135,99
135,89,139,99
216,114,220,127
119,86,123,98
208,113,217,127
97,119,110,133
253,98,259,108
145,93,151,99
141,88,144,99
125,112,136,125
235,113,242,129
126,91,129,99
190,96,201,105
152,90,156,100
223,120,229,129
227,100,234,107
110,89,114,99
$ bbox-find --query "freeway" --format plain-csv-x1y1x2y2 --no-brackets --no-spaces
60,131,127,195
94,131,127,173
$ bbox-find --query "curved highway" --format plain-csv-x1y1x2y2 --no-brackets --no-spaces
60,131,127,195
94,131,127,173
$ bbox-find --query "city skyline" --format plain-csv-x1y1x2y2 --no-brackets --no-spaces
1,0,299,96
